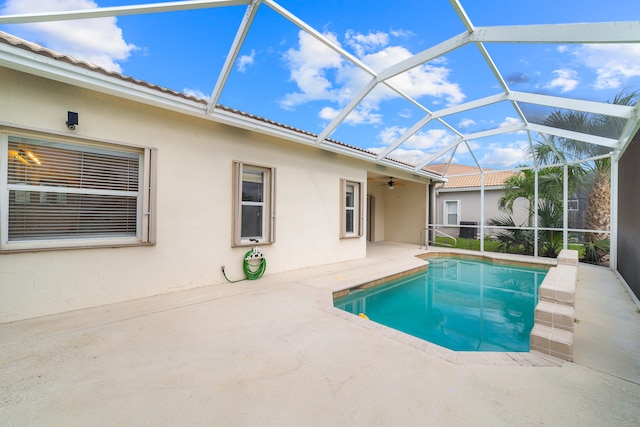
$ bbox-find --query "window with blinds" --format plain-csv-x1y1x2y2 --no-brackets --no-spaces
2,134,155,250
444,200,460,226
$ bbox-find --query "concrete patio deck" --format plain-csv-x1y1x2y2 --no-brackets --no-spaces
1,242,639,426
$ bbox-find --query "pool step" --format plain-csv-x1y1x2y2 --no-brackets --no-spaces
538,265,577,305
534,300,575,332
557,249,579,266
530,250,579,362
530,324,573,362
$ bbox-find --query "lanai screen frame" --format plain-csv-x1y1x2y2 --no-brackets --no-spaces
1,0,639,268
427,155,620,264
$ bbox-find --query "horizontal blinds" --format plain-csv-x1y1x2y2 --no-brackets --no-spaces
7,137,141,241
8,192,137,240
8,138,139,191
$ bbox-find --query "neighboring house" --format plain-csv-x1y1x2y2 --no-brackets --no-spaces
0,32,440,322
567,191,589,232
425,164,529,240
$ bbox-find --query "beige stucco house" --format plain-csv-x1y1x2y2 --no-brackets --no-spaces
0,32,441,322
426,164,529,240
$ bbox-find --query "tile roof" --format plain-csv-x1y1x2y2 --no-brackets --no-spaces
0,30,445,180
0,31,206,105
425,164,516,189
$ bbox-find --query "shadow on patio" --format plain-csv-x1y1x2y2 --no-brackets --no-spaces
1,242,638,425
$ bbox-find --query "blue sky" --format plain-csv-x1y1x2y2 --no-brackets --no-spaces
2,0,640,170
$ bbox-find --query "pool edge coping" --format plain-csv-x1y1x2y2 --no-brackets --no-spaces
325,251,564,368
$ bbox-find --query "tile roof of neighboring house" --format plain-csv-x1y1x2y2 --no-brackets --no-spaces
424,164,516,189
0,30,440,179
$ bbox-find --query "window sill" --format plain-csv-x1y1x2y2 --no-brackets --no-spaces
0,240,155,254
232,241,273,248
340,235,362,239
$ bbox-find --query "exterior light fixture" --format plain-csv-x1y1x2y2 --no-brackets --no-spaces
66,111,78,130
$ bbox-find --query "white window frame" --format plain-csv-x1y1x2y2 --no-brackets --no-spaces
568,199,579,211
232,161,275,246
341,179,363,238
443,200,460,226
1,132,156,252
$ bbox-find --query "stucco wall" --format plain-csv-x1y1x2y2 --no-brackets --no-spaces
0,68,372,321
435,188,529,238
367,182,387,242
617,130,640,301
383,181,427,244
436,189,481,238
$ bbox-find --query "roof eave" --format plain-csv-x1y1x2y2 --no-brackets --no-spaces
436,185,504,192
0,38,444,182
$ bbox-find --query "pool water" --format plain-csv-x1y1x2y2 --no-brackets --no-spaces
334,257,548,352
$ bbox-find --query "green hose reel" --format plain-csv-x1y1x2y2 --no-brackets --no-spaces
243,247,267,280
222,247,266,283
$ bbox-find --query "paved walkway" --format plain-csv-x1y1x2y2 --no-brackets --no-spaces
1,242,639,426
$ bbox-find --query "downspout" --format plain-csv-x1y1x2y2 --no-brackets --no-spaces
428,182,436,245
433,183,437,234
424,182,430,247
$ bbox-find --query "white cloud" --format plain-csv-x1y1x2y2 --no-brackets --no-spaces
345,30,388,57
389,28,415,39
499,117,526,134
372,126,458,165
378,138,478,166
183,88,208,100
573,44,640,90
363,45,465,104
499,117,527,134
237,49,255,73
280,30,346,110
370,147,433,166
458,118,475,129
0,0,136,73
376,126,405,145
429,56,448,66
544,69,579,93
375,125,528,168
318,106,339,121
280,29,465,120
499,117,522,128
403,128,457,150
479,141,529,168
455,140,480,155
398,109,412,119
319,105,382,125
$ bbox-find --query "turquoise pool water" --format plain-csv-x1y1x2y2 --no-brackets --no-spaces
334,257,548,352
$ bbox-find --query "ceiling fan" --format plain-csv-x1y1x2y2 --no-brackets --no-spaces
376,176,405,190
387,178,397,190
367,176,406,190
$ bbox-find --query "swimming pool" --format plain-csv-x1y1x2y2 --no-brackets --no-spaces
334,257,548,352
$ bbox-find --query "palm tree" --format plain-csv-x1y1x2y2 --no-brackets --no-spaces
488,214,534,255
497,166,568,226
532,90,639,243
536,199,563,258
488,199,563,258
